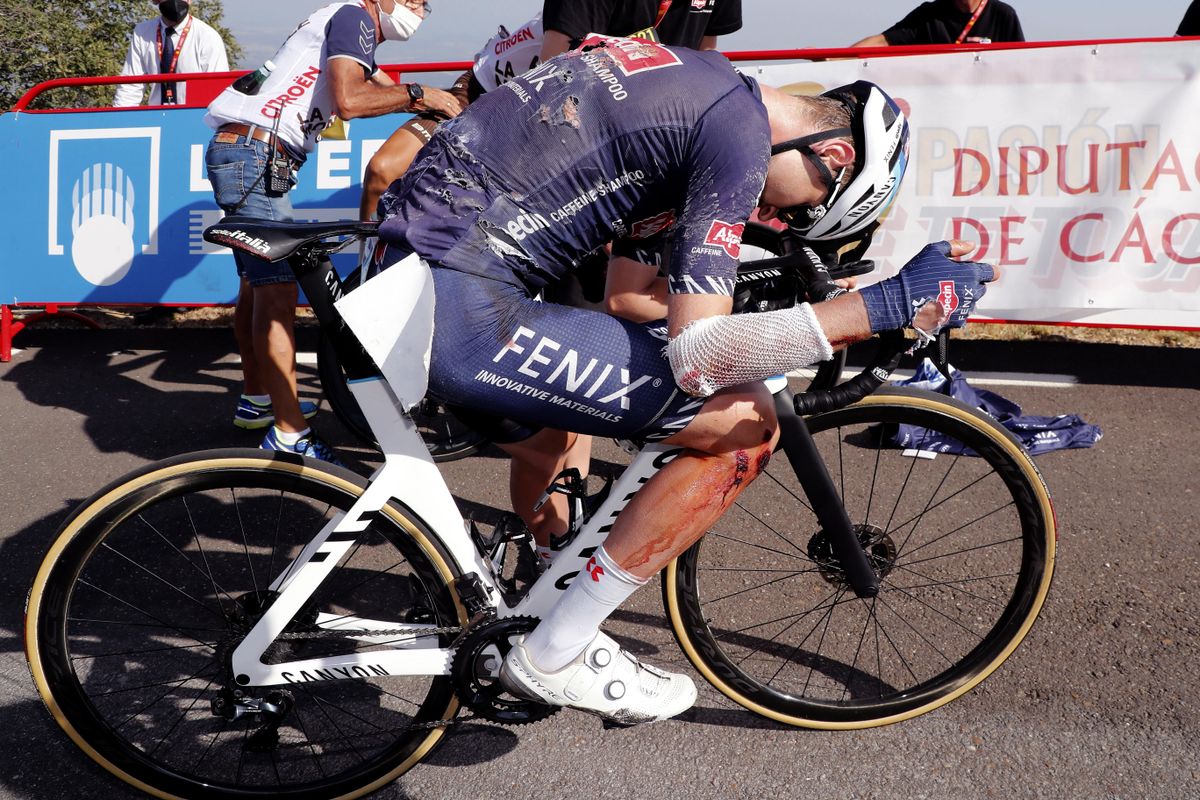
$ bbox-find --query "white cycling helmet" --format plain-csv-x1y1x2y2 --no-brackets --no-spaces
770,81,910,242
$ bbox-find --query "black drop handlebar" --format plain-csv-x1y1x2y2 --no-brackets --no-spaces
742,247,912,417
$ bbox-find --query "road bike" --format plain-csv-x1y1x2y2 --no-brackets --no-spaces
25,217,1056,799
315,222,850,457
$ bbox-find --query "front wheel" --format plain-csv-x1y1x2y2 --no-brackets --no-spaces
664,387,1056,728
26,449,466,799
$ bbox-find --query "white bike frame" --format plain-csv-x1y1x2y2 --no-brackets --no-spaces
230,257,687,688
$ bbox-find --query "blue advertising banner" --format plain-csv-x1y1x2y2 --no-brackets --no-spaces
0,107,410,305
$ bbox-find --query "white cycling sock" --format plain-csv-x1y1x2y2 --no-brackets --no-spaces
272,426,310,446
536,545,553,566
523,546,647,672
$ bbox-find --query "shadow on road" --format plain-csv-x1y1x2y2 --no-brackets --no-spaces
847,337,1199,388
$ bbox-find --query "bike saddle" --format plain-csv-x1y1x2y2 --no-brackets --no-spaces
203,216,380,262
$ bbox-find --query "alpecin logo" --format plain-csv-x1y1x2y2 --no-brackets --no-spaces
630,210,675,239
704,220,744,258
579,34,684,75
938,280,960,316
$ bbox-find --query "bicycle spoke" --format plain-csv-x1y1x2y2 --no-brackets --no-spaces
73,579,225,653
35,461,459,795
97,542,229,623
896,503,1018,562
146,673,222,758
704,528,811,564
675,397,1051,724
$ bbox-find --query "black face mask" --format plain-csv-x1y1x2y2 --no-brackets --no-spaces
158,0,190,24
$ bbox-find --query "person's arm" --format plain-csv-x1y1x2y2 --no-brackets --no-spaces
605,256,668,322
1007,10,1026,42
663,241,995,398
328,57,460,119
850,33,890,47
539,0,618,60
113,30,148,107
205,29,230,72
539,29,574,62
700,0,742,48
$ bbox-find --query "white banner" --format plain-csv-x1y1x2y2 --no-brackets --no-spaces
751,41,1200,328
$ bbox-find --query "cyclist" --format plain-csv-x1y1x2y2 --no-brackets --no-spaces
359,8,741,565
376,38,998,725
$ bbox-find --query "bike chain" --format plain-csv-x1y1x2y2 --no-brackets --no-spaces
274,623,484,733
274,624,463,640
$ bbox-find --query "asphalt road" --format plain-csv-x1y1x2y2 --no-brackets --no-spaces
1,326,1197,800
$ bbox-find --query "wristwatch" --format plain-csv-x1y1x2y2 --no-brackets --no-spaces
406,82,424,110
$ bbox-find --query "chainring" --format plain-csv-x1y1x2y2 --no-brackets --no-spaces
450,615,560,725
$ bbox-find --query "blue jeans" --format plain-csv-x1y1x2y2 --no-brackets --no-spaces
206,135,297,287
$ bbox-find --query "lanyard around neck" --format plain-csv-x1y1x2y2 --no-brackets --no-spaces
955,0,989,43
155,16,194,74
654,0,673,28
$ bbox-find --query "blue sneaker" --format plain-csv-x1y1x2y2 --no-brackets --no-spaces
234,396,319,430
261,427,345,466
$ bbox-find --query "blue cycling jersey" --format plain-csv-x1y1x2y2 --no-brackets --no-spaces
378,37,770,296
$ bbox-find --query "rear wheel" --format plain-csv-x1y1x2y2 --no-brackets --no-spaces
26,449,465,799
665,387,1055,728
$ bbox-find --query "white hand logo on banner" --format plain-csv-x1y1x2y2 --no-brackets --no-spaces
70,163,136,286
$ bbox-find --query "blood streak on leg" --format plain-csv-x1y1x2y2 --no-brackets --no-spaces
722,450,751,503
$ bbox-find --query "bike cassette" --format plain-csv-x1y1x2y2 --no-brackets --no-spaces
450,616,560,725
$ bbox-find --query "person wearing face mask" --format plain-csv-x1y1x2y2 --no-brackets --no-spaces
114,0,229,107
201,0,459,464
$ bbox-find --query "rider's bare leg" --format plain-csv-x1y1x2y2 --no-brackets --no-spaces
603,385,779,577
499,429,593,548
521,382,778,671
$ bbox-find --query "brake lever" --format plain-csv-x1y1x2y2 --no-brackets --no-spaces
934,329,952,382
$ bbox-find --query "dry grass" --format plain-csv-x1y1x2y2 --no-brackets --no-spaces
958,322,1199,348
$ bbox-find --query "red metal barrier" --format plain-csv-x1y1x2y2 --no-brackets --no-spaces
12,36,1188,113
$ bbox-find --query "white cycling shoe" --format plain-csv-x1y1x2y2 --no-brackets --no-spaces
500,631,697,726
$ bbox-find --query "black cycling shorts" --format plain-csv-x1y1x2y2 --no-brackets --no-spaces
422,263,703,443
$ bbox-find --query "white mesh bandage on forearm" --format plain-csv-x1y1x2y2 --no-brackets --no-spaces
665,303,835,397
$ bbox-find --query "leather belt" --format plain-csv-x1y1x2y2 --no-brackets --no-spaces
216,123,298,162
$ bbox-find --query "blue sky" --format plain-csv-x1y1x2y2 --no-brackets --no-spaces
217,1,1187,69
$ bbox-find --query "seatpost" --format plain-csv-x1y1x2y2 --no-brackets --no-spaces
288,250,380,382
774,388,880,598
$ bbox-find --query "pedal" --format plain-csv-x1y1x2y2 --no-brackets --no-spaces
601,718,636,730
